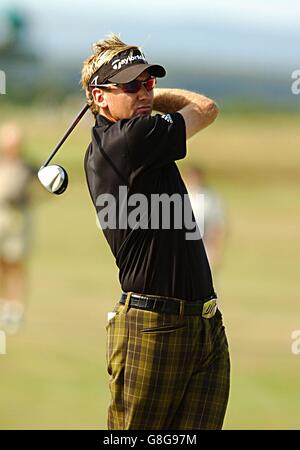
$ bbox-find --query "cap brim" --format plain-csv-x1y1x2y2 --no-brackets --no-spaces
108,64,166,83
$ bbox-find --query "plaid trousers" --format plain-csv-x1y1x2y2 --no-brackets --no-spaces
105,293,230,430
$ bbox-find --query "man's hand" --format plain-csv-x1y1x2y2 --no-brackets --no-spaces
153,88,219,139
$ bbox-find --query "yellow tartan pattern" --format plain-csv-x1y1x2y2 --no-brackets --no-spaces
106,300,230,430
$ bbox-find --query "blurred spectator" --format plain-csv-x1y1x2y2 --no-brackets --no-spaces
183,165,227,273
0,122,36,334
0,7,27,54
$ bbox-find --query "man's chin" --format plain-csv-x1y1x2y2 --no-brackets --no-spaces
135,107,152,116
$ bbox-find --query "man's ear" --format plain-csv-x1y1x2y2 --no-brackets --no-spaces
92,88,108,108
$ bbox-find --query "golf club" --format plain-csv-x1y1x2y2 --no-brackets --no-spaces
38,103,90,194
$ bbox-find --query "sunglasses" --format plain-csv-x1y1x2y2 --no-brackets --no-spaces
91,77,156,94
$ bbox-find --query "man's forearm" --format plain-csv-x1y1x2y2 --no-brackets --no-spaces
153,88,219,138
153,88,217,114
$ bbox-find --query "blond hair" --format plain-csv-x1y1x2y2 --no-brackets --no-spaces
81,34,140,116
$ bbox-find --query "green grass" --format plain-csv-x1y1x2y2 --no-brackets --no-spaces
0,108,300,429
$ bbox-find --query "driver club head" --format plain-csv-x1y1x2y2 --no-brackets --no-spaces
37,105,89,196
38,165,69,195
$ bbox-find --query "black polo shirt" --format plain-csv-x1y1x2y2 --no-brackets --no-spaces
84,112,215,302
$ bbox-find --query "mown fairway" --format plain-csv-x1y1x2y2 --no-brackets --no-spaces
0,105,299,429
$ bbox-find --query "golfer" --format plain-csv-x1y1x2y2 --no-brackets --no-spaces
81,34,230,430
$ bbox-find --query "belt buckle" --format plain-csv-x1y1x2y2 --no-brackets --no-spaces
202,299,217,319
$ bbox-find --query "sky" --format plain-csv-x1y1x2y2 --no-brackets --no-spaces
0,0,299,74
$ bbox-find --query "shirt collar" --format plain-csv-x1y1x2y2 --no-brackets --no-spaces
95,114,114,127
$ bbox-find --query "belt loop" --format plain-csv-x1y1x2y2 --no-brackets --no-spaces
174,299,185,327
179,300,185,319
122,291,132,314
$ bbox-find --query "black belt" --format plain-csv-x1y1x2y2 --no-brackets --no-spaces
119,292,217,316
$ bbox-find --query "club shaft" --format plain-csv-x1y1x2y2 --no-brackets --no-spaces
42,103,90,167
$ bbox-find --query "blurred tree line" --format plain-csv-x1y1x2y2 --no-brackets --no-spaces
0,6,299,114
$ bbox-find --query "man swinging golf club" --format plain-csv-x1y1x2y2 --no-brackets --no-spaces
39,34,230,430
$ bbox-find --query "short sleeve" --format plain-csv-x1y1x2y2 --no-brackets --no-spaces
123,112,186,171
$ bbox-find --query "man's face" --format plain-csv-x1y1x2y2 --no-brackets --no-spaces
93,70,154,122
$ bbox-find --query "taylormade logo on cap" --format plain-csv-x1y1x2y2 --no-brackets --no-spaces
88,47,165,89
111,50,147,70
